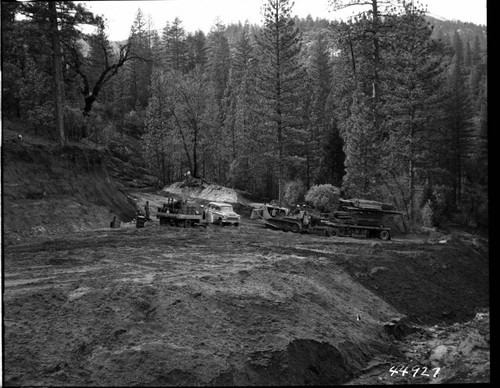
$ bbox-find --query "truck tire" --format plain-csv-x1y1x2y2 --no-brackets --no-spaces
379,230,390,240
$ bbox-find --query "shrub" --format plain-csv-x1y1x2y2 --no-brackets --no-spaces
64,106,87,141
123,110,145,138
305,184,341,212
421,200,434,228
283,180,306,205
427,185,453,227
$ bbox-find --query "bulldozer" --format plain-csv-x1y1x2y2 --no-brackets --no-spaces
250,203,289,220
262,204,334,236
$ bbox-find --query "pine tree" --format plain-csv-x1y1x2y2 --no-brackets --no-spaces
163,17,188,72
185,30,208,72
224,24,271,192
379,4,447,228
444,32,474,208
304,30,339,187
143,69,170,184
128,9,153,109
3,1,102,143
206,20,232,182
255,0,306,204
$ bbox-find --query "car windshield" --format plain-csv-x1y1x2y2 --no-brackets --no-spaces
220,205,233,212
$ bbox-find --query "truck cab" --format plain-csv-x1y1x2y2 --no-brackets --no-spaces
204,202,240,226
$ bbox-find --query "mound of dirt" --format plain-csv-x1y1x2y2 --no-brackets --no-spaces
2,134,138,244
163,179,253,205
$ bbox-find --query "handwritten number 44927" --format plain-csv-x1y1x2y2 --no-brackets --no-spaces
389,365,441,378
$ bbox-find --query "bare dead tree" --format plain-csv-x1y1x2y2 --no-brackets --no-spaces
64,39,148,116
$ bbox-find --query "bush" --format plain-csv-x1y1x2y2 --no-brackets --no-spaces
421,200,434,228
64,106,87,141
27,103,55,138
305,184,341,212
283,180,306,205
424,185,453,228
123,110,145,138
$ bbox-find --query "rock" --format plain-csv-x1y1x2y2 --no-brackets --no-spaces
369,266,389,276
429,344,448,361
383,317,417,340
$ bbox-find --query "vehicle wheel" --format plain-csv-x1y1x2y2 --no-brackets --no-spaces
218,218,223,227
363,230,370,238
379,230,390,240
291,223,300,233
326,228,332,237
234,222,239,227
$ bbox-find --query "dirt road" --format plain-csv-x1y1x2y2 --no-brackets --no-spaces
2,219,489,385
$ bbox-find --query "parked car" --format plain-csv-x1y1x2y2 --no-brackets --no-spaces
204,202,240,226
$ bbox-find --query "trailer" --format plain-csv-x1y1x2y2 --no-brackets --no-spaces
321,220,392,240
320,198,403,240
156,197,203,227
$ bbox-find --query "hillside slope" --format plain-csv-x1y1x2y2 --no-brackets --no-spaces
2,130,139,244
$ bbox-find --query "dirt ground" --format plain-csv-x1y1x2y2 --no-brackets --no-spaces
2,215,489,386
1,126,490,385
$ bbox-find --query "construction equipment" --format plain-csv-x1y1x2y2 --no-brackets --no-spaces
263,205,334,236
250,204,289,220
321,199,402,240
156,197,203,227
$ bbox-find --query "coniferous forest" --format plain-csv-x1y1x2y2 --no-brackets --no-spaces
1,0,488,231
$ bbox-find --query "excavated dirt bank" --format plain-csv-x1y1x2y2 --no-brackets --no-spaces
2,135,138,244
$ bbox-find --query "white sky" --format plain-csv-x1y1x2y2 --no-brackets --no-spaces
79,0,487,41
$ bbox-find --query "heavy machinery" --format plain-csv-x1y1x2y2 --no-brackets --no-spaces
250,204,290,220
321,199,402,240
256,199,402,240
156,197,203,227
263,205,334,236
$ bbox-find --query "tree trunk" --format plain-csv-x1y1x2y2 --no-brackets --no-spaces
48,2,65,146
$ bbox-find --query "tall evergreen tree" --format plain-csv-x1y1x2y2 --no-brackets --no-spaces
163,17,188,71
380,4,446,228
127,9,152,109
444,31,474,207
206,20,232,182
255,0,306,204
185,30,208,72
3,1,102,142
224,24,270,193
303,30,340,188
